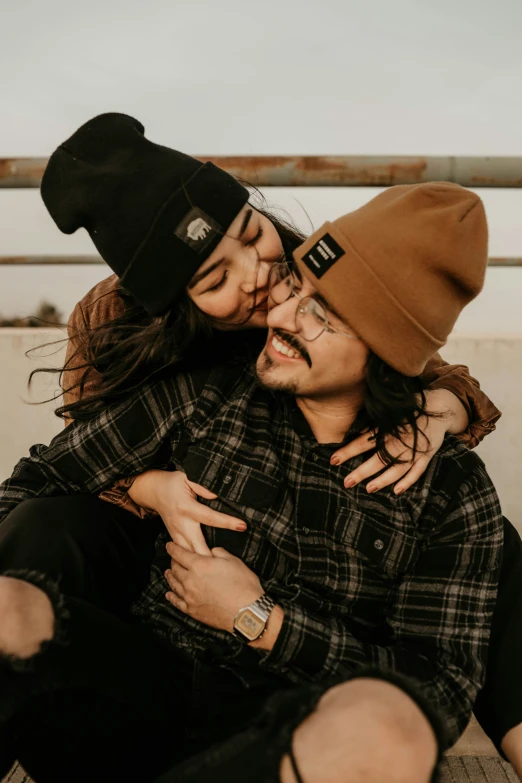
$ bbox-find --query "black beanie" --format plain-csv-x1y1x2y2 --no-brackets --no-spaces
41,113,249,316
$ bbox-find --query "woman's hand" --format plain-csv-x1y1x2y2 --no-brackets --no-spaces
331,389,469,495
128,470,247,555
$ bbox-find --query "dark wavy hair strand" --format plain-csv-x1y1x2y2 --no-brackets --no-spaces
363,352,441,467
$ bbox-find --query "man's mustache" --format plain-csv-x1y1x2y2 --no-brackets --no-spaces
273,328,312,368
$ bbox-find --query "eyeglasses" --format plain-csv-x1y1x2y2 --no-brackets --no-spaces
268,262,359,342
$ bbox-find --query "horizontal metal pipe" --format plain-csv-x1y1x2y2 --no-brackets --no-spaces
0,256,102,265
0,255,520,267
2,155,522,188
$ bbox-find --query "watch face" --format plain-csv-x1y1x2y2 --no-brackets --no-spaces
235,609,265,641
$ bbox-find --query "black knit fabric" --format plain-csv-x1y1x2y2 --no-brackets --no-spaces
41,113,249,315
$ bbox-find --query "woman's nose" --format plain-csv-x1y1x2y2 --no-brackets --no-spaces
256,259,271,290
240,258,270,295
240,277,257,294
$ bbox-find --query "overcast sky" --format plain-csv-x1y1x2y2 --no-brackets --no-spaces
1,0,521,331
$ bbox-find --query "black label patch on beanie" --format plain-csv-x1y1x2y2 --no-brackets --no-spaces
174,208,221,253
302,233,345,278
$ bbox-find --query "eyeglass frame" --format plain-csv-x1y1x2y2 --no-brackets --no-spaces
268,261,359,342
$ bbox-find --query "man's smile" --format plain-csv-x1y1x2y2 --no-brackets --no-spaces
271,334,301,359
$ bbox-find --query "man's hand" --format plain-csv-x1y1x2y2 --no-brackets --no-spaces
164,543,264,633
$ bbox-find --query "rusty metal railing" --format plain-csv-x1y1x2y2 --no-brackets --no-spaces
1,155,522,266
0,255,520,267
2,155,522,189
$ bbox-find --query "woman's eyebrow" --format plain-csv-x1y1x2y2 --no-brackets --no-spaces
238,208,253,238
188,257,224,290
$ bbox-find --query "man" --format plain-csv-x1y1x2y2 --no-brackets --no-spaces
0,182,502,783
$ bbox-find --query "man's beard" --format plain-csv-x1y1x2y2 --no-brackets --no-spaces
255,350,299,396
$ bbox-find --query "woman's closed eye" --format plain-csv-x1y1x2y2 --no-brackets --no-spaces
206,271,228,293
246,225,263,246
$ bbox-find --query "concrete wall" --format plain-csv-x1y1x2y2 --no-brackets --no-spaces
1,328,520,531
0,329,66,479
442,337,521,529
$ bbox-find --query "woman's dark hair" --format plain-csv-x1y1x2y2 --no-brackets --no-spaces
30,200,306,422
362,351,441,467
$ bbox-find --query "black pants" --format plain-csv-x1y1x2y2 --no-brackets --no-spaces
0,494,162,614
1,588,308,783
0,497,317,783
473,516,522,752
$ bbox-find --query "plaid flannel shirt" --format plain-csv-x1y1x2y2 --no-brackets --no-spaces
0,361,503,745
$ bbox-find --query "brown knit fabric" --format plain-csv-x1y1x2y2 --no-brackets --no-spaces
295,182,488,376
62,274,124,417
62,273,501,518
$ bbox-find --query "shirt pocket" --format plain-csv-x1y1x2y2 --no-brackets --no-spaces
297,505,418,594
343,510,419,580
183,446,280,511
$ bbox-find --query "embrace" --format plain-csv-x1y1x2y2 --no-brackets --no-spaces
1,113,522,783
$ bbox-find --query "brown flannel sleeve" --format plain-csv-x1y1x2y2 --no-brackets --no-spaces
421,352,501,449
62,275,155,519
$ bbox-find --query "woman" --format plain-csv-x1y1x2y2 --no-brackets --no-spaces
48,113,499,556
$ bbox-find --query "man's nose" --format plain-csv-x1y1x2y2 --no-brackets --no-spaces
267,295,298,333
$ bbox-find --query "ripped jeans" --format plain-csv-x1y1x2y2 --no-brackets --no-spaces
0,495,292,782
0,574,314,783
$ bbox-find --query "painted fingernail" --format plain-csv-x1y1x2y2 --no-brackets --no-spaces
330,456,340,465
344,478,356,489
236,523,247,531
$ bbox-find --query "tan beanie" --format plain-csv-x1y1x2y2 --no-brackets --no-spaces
294,182,488,376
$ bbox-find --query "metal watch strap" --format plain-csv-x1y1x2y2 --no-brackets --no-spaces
253,594,276,618
233,593,276,642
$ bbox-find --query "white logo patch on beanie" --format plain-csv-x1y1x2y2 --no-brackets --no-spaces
175,207,220,253
187,217,212,241
302,233,345,279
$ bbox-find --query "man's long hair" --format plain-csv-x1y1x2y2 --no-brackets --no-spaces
363,352,440,467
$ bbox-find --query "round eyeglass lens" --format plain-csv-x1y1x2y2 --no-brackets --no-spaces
295,296,328,341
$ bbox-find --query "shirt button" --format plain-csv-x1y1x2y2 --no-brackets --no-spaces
302,527,310,535
312,454,319,462
223,475,232,485
373,539,384,551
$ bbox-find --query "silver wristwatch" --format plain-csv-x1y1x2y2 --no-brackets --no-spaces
233,594,276,643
